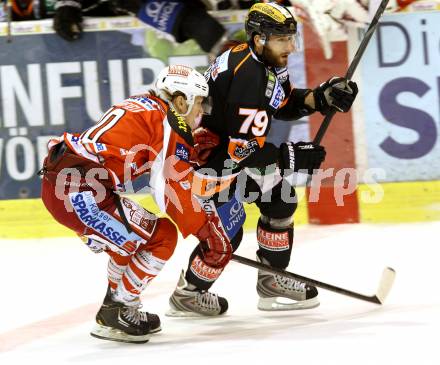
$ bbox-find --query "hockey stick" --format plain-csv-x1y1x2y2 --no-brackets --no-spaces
232,253,396,304
6,0,12,43
313,0,390,144
229,1,396,305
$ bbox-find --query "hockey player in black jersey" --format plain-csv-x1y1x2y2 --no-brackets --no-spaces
167,2,358,316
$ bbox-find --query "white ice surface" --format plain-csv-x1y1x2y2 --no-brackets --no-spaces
1,222,440,365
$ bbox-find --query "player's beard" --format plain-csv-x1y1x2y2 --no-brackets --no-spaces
263,46,289,68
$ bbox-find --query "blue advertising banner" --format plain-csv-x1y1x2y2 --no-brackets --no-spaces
0,16,308,199
0,27,153,198
361,12,440,182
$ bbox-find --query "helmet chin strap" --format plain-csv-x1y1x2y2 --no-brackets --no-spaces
261,45,271,66
260,45,274,69
170,100,194,117
252,34,272,68
170,101,201,129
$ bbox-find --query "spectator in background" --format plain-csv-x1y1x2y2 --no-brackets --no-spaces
12,1,440,52
1,0,54,21
53,0,227,54
50,0,371,59
53,0,137,40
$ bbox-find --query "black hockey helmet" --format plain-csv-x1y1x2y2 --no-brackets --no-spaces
245,2,297,42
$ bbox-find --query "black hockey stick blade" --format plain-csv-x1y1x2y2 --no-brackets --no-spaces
313,0,390,144
231,254,396,305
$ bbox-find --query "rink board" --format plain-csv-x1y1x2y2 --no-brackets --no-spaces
0,189,309,239
359,180,440,223
1,182,439,239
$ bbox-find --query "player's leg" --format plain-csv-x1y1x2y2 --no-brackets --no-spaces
43,183,177,343
89,200,178,343
167,193,245,317
249,177,319,311
167,228,242,317
41,161,177,342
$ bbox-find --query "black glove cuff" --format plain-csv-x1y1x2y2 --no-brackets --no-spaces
279,142,295,175
311,87,325,114
290,88,315,116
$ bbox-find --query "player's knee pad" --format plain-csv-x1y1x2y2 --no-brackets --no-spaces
147,217,178,261
258,199,297,221
257,180,298,219
260,214,294,229
256,215,294,269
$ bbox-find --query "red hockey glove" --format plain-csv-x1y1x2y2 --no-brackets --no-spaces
190,127,220,166
196,215,232,268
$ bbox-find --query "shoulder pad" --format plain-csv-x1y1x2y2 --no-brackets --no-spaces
205,48,232,82
230,43,249,53
118,95,164,113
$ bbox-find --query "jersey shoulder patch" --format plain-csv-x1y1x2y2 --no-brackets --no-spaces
119,95,162,112
267,72,286,110
205,49,231,82
231,43,249,53
175,143,190,163
274,67,289,84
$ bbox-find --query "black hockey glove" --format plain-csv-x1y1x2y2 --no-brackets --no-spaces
279,142,326,175
313,77,358,115
54,0,83,41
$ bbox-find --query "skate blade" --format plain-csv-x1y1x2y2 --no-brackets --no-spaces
257,296,320,311
165,308,222,318
90,324,151,344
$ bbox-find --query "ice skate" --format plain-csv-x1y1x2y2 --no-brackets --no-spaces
90,286,161,343
166,271,228,317
256,255,320,311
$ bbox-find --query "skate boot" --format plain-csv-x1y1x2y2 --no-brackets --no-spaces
256,255,320,311
102,285,161,333
90,286,161,343
166,271,228,317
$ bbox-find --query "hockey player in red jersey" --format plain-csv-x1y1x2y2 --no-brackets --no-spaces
40,65,231,343
166,2,358,316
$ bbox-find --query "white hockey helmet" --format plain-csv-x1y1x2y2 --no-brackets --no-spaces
155,65,209,116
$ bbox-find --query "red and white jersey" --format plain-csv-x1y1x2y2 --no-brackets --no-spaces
51,94,208,238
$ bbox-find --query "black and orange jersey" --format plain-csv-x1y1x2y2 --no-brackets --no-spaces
201,42,314,176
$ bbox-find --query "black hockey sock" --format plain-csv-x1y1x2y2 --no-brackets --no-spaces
256,218,293,269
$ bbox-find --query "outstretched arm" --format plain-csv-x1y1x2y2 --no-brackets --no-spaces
275,77,358,120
